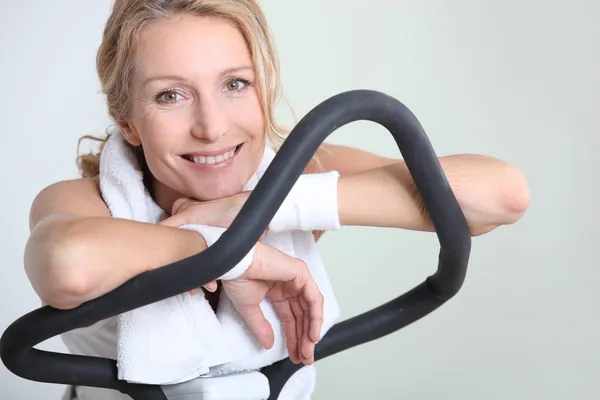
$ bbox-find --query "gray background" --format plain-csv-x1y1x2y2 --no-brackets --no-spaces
0,0,598,399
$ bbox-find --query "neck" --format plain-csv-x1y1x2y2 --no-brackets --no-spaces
133,144,177,216
151,178,182,216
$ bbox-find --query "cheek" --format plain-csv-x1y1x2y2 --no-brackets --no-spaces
132,110,191,176
227,97,265,139
135,108,189,150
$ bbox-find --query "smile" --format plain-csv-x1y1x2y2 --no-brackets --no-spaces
180,144,242,168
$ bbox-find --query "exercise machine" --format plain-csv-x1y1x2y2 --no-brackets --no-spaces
0,90,472,399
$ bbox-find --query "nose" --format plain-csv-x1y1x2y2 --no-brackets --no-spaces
190,95,229,142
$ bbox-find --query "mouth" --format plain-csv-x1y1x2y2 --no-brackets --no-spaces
180,144,242,165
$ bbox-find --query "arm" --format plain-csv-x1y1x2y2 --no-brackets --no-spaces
27,178,323,362
159,144,529,240
312,143,530,236
25,178,207,310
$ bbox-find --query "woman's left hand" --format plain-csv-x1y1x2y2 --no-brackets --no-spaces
159,191,258,296
160,192,251,229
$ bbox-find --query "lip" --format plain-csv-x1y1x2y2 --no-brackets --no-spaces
179,143,242,171
182,145,239,157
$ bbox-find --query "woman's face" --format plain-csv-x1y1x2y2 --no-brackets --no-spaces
120,14,265,208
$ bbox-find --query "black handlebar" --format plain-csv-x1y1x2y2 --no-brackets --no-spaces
0,90,471,400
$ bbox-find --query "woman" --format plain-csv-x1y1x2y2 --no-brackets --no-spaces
24,0,529,399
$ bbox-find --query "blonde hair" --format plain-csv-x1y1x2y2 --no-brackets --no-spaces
77,0,294,178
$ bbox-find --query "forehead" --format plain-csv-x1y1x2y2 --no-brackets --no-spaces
133,14,251,79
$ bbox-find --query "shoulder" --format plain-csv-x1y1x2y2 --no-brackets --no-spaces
36,177,101,194
29,177,110,231
304,143,398,176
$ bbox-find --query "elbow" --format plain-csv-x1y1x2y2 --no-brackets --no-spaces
42,272,91,310
465,161,530,237
501,164,531,224
25,224,92,310
44,242,93,310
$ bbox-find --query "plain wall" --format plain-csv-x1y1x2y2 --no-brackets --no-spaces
1,0,598,399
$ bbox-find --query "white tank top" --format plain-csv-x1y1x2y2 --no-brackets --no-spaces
60,318,315,400
61,317,131,400
61,317,118,360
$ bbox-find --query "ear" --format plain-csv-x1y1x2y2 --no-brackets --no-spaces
116,118,142,147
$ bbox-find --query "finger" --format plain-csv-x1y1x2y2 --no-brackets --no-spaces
252,248,324,344
290,298,306,363
203,280,218,292
302,278,324,343
244,243,304,282
236,305,274,350
159,213,187,227
299,295,315,365
270,297,300,363
189,288,199,296
285,259,323,344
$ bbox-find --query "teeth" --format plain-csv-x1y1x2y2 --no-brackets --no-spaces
191,149,235,165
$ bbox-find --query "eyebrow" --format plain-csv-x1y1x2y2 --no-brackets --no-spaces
142,65,254,86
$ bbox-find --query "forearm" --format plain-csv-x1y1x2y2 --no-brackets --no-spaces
24,215,207,309
336,154,530,235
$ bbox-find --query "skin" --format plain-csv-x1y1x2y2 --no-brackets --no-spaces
25,15,324,366
118,13,529,239
118,14,268,211
119,13,530,358
24,12,530,371
117,16,327,361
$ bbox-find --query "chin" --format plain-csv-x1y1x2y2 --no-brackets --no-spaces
188,180,247,201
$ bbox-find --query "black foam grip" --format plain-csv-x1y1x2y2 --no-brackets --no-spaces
0,90,471,400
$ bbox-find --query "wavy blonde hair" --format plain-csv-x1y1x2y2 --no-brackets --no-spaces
77,0,295,178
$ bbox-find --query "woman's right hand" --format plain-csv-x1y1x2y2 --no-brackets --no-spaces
221,241,324,366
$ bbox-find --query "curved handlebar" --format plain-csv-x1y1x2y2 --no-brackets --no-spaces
0,90,471,400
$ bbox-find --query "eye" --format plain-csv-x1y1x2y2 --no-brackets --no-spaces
156,89,184,104
224,78,250,92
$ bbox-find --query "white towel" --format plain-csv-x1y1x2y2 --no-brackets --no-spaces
98,132,341,394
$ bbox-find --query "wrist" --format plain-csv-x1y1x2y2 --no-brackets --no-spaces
182,226,208,249
179,224,254,280
269,171,341,233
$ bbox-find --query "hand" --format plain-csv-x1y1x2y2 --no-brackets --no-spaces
160,193,269,295
160,193,251,294
161,192,252,230
222,241,323,366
